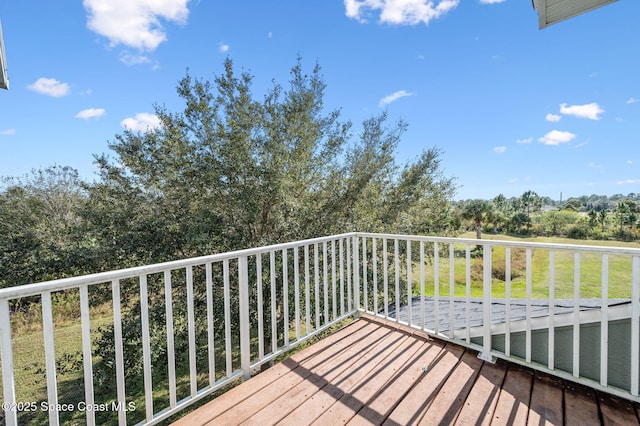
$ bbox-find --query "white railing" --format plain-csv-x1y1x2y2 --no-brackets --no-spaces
0,233,358,426
1,232,640,425
353,233,640,403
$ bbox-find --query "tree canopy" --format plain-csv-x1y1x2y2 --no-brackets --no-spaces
86,57,457,266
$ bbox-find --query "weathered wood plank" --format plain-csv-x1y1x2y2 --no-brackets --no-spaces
172,320,371,426
311,336,429,425
419,349,483,425
491,365,534,426
454,360,508,426
599,393,639,425
278,330,411,425
241,323,393,425
527,373,563,425
381,344,465,425
564,381,599,426
346,342,448,425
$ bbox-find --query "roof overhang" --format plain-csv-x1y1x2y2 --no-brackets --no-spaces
0,19,8,90
533,0,619,29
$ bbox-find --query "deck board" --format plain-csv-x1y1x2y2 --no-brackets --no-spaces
172,316,640,426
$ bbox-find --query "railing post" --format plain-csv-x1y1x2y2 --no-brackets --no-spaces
478,244,495,363
239,255,251,380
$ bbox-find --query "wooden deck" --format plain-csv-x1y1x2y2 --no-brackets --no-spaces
172,316,640,425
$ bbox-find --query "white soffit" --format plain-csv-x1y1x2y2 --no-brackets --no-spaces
534,0,619,29
0,19,7,90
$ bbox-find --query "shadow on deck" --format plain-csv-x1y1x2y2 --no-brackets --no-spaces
172,316,640,425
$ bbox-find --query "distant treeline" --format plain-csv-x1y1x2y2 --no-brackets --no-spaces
454,191,640,241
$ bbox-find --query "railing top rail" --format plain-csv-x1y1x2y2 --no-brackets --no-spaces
0,232,357,300
355,232,640,256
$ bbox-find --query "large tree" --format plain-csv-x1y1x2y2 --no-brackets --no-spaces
87,57,457,259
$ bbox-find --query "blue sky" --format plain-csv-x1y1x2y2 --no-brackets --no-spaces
0,0,638,201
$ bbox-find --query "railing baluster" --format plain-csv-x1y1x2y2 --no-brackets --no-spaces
383,238,389,318
305,245,311,333
283,249,289,347
0,298,17,426
434,242,440,334
339,239,345,317
394,239,400,324
294,246,301,341
502,247,510,357
256,255,264,360
186,266,197,396
373,238,378,317
270,252,277,354
138,276,152,422
548,251,555,371
164,271,177,408
347,239,352,313
465,245,471,344
223,260,233,377
332,240,337,321
420,241,426,331
323,242,329,323
239,256,251,379
79,285,96,426
449,243,454,339
353,236,360,312
631,256,640,396
573,252,581,378
206,263,216,385
479,244,493,362
363,238,368,314
600,254,608,387
314,244,320,327
112,280,127,425
526,249,532,364
407,240,413,327
42,291,60,426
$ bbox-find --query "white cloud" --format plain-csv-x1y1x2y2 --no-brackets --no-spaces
516,137,533,145
75,108,106,120
545,113,561,123
218,42,230,53
493,146,506,154
538,130,576,146
379,90,413,107
0,129,16,135
626,97,638,104
121,112,161,132
617,179,640,185
344,0,459,25
120,52,153,66
83,0,189,51
559,102,604,120
27,78,70,97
